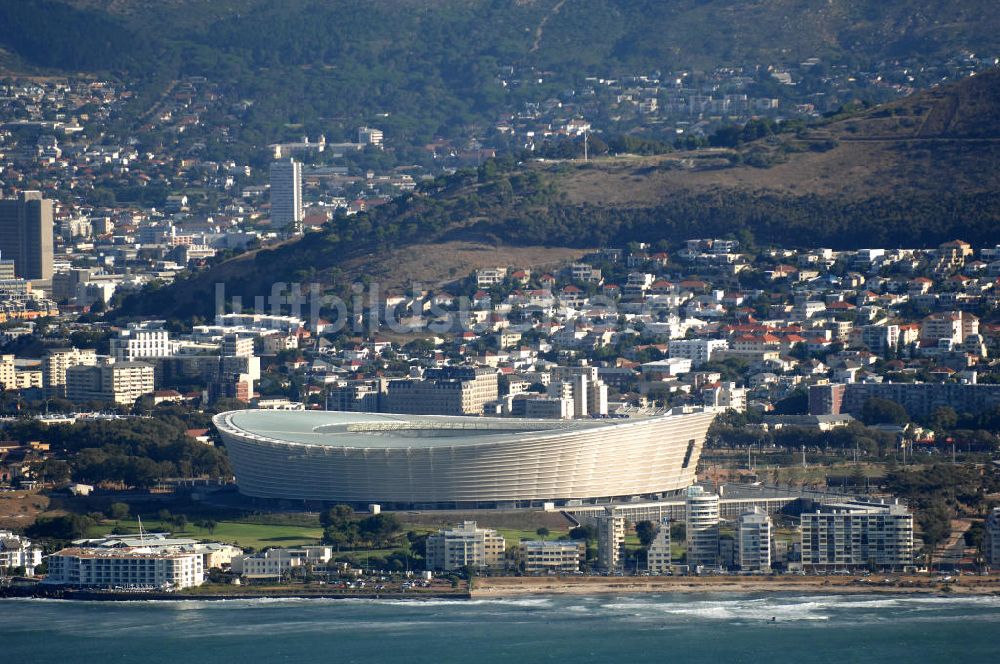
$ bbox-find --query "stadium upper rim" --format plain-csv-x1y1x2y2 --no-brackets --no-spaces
213,409,706,449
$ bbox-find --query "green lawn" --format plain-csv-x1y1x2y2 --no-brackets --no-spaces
94,519,323,550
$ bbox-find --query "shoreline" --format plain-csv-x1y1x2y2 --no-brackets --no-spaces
0,587,470,602
5,575,1000,602
470,575,1000,598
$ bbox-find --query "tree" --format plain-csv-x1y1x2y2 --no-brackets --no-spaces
535,527,550,539
357,513,401,548
106,502,130,521
635,520,657,547
861,397,910,426
27,514,94,541
927,406,958,433
320,504,353,528
197,519,218,534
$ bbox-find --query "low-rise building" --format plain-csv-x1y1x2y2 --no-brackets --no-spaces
520,540,585,575
232,546,333,580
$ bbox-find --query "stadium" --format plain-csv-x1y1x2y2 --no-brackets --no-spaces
213,409,718,509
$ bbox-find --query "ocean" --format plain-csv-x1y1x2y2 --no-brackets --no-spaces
2,593,998,663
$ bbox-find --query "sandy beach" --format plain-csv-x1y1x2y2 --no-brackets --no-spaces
471,575,1000,597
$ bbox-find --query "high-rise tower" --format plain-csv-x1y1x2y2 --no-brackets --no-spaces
269,158,303,234
0,191,54,281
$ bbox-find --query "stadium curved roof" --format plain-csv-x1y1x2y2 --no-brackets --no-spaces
220,409,622,449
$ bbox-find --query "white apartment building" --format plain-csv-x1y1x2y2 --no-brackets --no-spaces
382,367,498,416
0,355,42,391
65,361,155,405
110,321,173,362
269,158,303,233
46,547,205,589
548,365,609,417
920,311,978,345
425,521,506,571
222,333,255,357
0,530,43,573
669,338,728,368
232,546,333,580
736,508,772,572
73,534,243,572
596,509,625,573
520,540,585,575
982,507,1000,567
800,501,914,570
358,126,384,147
646,517,672,575
475,267,508,288
213,313,305,335
702,382,748,412
686,485,720,567
43,347,97,394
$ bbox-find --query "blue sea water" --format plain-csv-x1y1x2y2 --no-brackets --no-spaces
2,593,999,663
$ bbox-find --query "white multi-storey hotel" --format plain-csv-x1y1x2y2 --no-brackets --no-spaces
269,158,303,233
800,501,914,570
46,548,205,589
213,408,717,509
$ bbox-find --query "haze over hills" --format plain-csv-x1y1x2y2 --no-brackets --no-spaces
116,70,1000,320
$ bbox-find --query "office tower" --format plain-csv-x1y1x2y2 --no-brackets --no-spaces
269,158,303,233
0,191,54,281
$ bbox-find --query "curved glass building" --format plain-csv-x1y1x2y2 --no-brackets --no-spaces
213,409,717,509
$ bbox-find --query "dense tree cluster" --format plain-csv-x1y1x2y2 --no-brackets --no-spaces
2,417,230,489
319,505,403,550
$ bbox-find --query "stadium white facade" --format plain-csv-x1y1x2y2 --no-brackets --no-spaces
213,409,717,509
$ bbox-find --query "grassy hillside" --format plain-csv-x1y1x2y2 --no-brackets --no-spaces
115,70,1000,321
